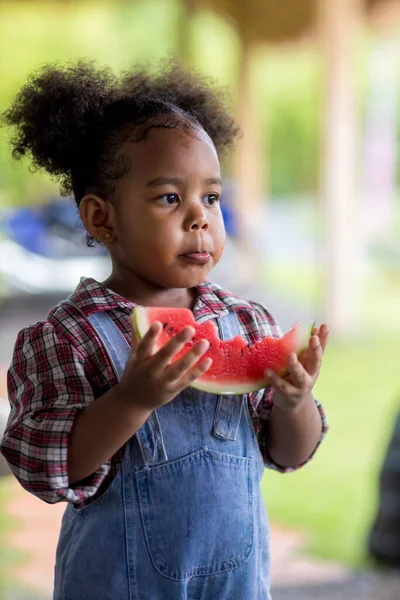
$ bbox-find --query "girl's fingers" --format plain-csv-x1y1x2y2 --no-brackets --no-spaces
311,324,329,354
166,339,210,382
319,324,329,353
265,369,299,397
134,321,163,361
150,326,196,371
286,353,308,389
180,357,213,389
303,335,323,376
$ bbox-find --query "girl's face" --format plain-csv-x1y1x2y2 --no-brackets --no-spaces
107,126,226,290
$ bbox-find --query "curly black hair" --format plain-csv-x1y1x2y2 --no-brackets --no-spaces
2,59,240,210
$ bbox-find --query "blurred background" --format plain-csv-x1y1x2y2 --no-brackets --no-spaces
0,0,400,599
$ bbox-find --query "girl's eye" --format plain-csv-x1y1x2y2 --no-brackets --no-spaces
203,194,220,206
156,193,179,205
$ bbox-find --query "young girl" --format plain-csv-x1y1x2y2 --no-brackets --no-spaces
1,60,328,600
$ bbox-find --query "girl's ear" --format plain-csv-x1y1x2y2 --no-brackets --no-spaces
79,194,116,244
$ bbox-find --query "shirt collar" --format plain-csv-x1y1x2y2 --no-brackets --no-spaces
69,277,251,321
68,277,135,317
194,280,253,321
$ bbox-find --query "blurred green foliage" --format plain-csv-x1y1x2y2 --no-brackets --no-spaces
0,0,321,206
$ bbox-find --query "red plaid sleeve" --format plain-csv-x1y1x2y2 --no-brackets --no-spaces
1,321,111,504
246,302,328,473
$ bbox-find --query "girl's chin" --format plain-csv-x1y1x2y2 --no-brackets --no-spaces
163,266,214,289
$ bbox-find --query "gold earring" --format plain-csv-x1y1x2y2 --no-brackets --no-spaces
104,233,112,241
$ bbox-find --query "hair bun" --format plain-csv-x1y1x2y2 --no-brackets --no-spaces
3,60,116,180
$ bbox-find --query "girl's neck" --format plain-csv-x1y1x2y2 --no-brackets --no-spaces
103,268,197,310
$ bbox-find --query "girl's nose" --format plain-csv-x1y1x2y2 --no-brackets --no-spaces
185,204,209,231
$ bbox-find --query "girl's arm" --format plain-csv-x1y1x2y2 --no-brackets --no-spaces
67,386,151,485
1,321,103,505
265,325,329,468
266,392,323,468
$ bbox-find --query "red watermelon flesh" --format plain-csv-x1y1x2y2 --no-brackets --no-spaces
133,306,311,395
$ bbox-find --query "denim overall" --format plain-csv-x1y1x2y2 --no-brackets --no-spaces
54,307,271,600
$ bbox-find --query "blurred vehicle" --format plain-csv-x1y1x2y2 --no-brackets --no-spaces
0,198,111,297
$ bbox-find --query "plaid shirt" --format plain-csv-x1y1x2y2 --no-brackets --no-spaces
1,278,328,507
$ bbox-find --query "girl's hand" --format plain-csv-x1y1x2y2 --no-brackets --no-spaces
265,324,329,411
117,322,212,412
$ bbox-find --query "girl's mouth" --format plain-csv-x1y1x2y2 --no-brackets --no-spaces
179,252,211,265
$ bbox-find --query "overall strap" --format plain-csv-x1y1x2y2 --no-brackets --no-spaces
64,301,168,466
87,312,130,380
217,311,241,340
213,311,243,441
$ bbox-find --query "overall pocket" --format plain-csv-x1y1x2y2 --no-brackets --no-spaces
136,447,254,581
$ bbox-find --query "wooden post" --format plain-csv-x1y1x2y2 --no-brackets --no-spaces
318,0,363,337
177,0,197,61
234,39,265,282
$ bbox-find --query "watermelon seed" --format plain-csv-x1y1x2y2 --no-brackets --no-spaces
240,349,244,357
163,322,168,329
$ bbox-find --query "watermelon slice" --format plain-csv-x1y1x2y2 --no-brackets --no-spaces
132,307,311,395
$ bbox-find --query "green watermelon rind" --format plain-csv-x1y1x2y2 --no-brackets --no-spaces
132,307,313,395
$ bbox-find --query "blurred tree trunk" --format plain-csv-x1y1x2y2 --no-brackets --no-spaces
318,0,363,337
233,37,265,282
177,0,198,61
